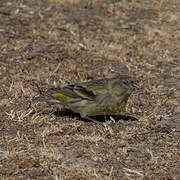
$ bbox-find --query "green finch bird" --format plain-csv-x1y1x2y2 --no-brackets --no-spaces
32,75,141,123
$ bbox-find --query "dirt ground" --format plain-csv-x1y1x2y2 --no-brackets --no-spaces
0,0,179,179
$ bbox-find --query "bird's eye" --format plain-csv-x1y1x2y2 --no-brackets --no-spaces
123,81,128,85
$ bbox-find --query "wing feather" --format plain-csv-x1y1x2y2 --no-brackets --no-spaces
50,84,96,101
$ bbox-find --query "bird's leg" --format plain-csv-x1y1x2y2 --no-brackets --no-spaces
117,114,139,121
83,115,101,123
103,112,107,122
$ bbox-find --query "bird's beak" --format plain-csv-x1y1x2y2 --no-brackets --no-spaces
132,82,142,90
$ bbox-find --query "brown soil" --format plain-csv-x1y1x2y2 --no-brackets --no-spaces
0,0,179,179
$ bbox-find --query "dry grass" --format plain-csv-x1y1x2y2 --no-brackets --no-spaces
0,0,179,179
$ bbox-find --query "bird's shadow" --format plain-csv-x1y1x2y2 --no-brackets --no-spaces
53,108,138,123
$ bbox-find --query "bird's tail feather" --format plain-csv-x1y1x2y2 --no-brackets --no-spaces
32,96,61,104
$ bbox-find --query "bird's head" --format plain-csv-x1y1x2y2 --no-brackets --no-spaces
111,75,141,95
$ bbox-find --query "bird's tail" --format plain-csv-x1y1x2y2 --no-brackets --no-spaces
32,95,61,104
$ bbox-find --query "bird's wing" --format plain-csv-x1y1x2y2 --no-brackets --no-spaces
79,79,108,95
50,84,96,101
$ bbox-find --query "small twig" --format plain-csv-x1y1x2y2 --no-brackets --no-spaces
52,61,61,74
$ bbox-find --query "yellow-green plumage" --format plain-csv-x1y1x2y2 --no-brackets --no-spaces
53,93,67,102
32,75,141,122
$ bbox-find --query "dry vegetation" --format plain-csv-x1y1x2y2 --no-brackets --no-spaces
0,0,179,179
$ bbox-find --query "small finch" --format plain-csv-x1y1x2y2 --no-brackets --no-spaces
32,75,141,123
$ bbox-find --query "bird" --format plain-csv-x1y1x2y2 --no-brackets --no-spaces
32,75,141,123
